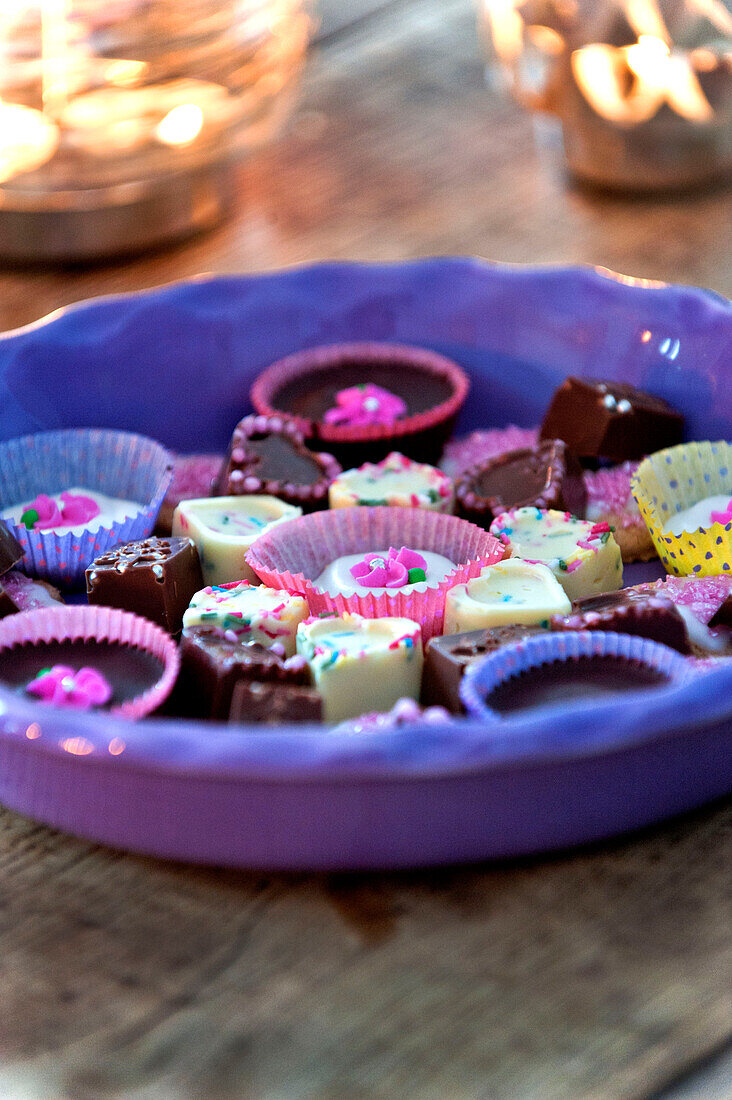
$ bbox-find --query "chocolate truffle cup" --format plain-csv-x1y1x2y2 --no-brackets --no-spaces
218,414,341,511
0,605,180,719
246,505,507,641
460,630,691,720
250,342,469,467
0,429,173,588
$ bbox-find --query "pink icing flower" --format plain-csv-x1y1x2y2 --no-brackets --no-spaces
710,499,732,525
350,546,428,588
25,494,64,530
22,492,101,530
323,384,407,428
58,492,101,526
26,665,113,710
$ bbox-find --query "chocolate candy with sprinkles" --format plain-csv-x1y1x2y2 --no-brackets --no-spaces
218,414,341,511
86,537,203,634
550,590,692,654
540,377,683,462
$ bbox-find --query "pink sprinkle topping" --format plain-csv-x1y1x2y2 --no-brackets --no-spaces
323,384,407,428
635,575,732,626
349,546,428,588
26,665,112,710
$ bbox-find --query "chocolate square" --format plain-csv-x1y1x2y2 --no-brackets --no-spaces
422,624,545,713
229,679,322,725
0,519,24,578
539,377,683,461
86,537,203,634
179,627,310,719
550,590,691,653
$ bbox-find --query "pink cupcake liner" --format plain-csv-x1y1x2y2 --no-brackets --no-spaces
250,342,469,453
0,429,173,588
0,605,179,720
246,506,507,640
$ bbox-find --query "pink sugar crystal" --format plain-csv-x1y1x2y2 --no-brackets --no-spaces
636,575,732,626
584,461,646,529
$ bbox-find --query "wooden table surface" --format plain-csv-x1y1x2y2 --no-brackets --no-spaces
0,2,730,1097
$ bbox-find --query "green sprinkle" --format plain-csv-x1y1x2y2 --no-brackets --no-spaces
539,620,549,629
407,567,427,584
600,531,610,543
427,489,440,503
558,559,568,571
200,612,218,620
359,499,389,507
20,508,38,529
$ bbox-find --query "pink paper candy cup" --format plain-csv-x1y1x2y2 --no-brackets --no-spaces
250,342,469,467
246,506,507,640
0,605,180,720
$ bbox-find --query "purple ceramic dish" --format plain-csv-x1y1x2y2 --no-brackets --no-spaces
0,259,730,869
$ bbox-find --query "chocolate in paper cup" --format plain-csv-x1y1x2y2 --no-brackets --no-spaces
245,505,507,640
0,604,180,719
0,429,173,588
631,441,732,577
460,629,691,719
250,342,469,467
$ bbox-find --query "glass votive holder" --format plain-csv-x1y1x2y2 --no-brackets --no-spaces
479,0,732,191
0,0,314,261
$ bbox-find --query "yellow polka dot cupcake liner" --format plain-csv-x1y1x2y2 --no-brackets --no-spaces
631,441,732,577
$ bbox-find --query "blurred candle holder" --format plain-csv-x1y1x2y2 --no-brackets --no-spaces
480,0,732,191
0,0,313,262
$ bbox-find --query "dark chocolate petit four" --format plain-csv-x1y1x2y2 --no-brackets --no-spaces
540,377,683,462
218,414,341,511
0,519,24,577
551,590,691,654
455,440,587,526
250,342,470,466
460,631,690,719
179,626,312,720
86,537,203,634
229,679,323,725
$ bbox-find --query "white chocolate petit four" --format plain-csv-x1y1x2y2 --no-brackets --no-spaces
296,613,423,723
663,495,732,537
443,559,571,635
183,581,309,658
328,451,454,513
172,495,301,585
489,507,623,601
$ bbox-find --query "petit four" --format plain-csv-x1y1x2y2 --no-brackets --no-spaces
540,377,683,461
490,507,623,601
550,590,691,653
86,537,203,634
584,461,655,562
229,678,323,725
172,495,301,585
460,631,690,719
218,414,340,510
443,559,571,635
329,451,454,513
0,518,24,576
314,546,456,597
441,425,539,479
296,613,423,723
422,624,545,713
182,580,309,658
250,341,469,465
180,627,312,720
455,440,586,526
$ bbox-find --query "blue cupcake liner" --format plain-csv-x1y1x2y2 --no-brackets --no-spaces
460,630,693,720
0,429,173,588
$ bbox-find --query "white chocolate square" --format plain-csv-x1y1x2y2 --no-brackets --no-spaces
490,508,623,601
297,613,423,724
172,495,301,586
183,581,309,658
443,559,571,635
